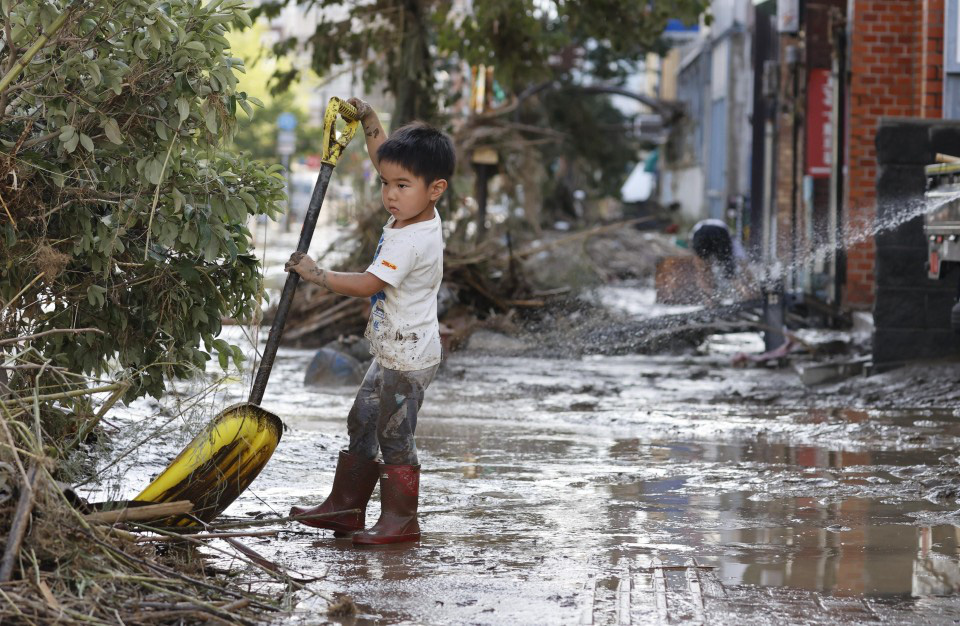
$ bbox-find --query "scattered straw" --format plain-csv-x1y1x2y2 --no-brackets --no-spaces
34,243,70,283
326,593,358,617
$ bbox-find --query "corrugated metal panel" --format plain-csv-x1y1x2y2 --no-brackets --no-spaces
947,0,960,118
708,98,728,218
677,51,706,163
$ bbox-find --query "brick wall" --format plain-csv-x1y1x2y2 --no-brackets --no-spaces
920,0,945,118
775,36,800,264
846,0,925,309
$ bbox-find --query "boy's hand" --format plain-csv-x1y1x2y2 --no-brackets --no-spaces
347,98,373,121
284,252,318,277
349,97,384,171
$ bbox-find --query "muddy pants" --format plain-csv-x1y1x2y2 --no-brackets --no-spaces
346,361,439,466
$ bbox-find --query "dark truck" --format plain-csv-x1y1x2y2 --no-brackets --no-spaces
924,162,960,331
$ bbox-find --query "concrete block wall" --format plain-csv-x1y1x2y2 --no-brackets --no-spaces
873,119,960,365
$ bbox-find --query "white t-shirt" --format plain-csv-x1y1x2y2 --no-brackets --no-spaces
364,211,444,371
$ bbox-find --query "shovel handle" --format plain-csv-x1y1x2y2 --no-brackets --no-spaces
249,165,334,405
249,97,358,405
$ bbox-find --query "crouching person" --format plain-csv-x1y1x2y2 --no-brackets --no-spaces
284,99,453,545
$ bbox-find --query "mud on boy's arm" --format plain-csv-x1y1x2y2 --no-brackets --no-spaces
285,251,387,298
348,97,387,173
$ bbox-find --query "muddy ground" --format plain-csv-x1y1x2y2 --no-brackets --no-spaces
74,222,960,624
84,322,960,625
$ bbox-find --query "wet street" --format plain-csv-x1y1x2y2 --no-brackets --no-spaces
97,339,960,624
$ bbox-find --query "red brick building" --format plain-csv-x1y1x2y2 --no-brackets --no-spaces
845,0,945,308
768,0,947,310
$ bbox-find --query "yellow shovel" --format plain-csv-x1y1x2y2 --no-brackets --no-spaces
134,98,360,526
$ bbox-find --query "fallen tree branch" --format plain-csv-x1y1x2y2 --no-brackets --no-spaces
514,216,657,260
7,381,125,404
283,301,366,341
196,508,363,531
136,530,278,543
128,519,322,586
84,500,193,524
67,380,130,452
0,463,40,581
139,599,252,611
223,537,319,586
83,530,280,613
0,2,80,95
0,327,105,346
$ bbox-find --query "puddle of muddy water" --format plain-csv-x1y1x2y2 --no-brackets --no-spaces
79,338,960,624
583,283,703,320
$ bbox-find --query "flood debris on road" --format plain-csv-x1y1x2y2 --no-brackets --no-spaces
0,402,277,624
66,317,958,625
0,344,361,624
6,0,960,622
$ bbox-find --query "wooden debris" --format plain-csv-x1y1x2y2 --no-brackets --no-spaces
36,579,61,614
0,463,40,582
83,500,193,524
514,216,656,260
136,529,279,543
617,562,632,625
269,214,660,348
202,507,363,531
650,557,668,623
685,558,706,624
655,255,705,305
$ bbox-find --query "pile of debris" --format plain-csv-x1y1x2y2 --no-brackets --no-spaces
273,214,671,359
0,347,353,623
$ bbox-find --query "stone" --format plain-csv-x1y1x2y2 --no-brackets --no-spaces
304,347,365,387
465,329,531,355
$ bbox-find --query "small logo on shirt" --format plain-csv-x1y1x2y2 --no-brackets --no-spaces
381,260,397,270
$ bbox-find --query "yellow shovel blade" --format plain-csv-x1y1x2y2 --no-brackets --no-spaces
134,403,283,527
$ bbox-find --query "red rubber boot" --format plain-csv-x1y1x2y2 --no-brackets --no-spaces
290,450,380,534
352,464,421,545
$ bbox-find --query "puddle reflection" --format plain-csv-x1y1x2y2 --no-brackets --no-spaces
603,435,960,598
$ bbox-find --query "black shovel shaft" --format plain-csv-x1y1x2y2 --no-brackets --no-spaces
249,163,334,405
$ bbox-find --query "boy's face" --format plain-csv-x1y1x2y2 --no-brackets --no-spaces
379,160,446,227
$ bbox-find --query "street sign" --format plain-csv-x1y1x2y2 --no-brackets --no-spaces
806,69,833,178
277,112,297,131
277,130,296,156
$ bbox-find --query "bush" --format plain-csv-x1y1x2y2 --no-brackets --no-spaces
0,0,286,400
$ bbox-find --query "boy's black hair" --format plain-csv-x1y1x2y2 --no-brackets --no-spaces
376,121,456,183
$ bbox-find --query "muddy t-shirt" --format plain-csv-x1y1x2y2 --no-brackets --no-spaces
364,211,443,371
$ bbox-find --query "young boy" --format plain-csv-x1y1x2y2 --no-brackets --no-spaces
284,98,454,545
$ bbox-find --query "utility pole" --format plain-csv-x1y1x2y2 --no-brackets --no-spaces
276,112,297,232
470,65,499,241
472,148,498,240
